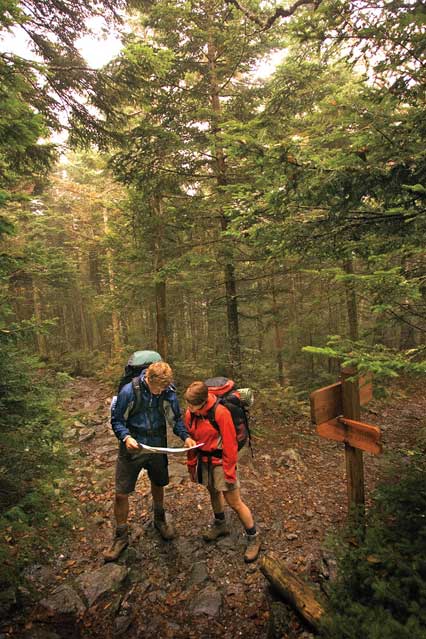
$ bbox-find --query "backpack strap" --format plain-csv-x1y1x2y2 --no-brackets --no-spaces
211,396,254,457
128,377,165,430
190,401,220,431
206,399,221,433
195,447,223,484
130,377,142,418
191,402,223,485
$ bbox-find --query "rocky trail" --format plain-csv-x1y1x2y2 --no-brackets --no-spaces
4,377,426,639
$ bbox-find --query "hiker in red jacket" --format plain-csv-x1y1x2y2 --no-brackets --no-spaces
184,380,261,563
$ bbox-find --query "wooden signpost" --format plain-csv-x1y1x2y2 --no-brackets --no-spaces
310,367,380,521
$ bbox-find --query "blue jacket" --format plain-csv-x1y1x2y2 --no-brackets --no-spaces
111,371,189,446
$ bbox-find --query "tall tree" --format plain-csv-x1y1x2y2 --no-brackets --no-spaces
95,0,276,374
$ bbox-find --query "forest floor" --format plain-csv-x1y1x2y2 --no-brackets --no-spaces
4,376,426,639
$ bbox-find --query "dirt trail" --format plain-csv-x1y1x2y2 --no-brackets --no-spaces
9,377,426,638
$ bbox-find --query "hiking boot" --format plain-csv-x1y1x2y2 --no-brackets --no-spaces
104,524,129,562
154,511,176,540
244,532,261,563
202,519,230,542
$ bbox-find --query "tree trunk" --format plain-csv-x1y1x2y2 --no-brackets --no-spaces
343,258,359,340
103,209,121,354
207,20,241,376
271,277,285,386
260,553,324,632
152,196,168,360
32,280,48,359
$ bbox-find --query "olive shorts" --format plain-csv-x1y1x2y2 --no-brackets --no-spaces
115,444,169,494
200,462,240,493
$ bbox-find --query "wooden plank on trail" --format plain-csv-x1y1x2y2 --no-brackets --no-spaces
310,382,342,425
316,417,382,455
359,374,373,406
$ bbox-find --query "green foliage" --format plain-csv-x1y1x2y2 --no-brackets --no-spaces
55,349,106,377
303,337,426,380
0,340,73,595
321,447,426,639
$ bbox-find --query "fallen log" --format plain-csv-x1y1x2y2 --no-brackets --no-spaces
260,553,325,632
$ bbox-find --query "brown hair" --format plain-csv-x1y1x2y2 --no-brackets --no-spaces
146,362,173,387
184,381,208,406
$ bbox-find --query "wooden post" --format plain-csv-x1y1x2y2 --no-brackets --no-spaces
341,366,365,529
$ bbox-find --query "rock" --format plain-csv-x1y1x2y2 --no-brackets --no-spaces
271,521,284,533
188,562,208,586
78,428,96,443
63,429,77,440
190,586,222,617
24,564,56,588
286,533,298,541
277,449,306,469
217,535,236,549
320,551,338,582
73,420,85,428
267,599,293,639
125,546,141,565
22,625,62,639
0,585,16,617
173,538,195,564
164,622,181,635
76,564,128,607
168,461,188,483
38,584,86,619
132,524,144,541
114,615,133,636
97,443,118,456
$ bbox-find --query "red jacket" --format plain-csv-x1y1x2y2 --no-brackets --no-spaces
185,393,238,484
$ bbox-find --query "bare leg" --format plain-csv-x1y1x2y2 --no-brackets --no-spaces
151,482,165,510
114,493,129,526
208,486,225,515
151,482,175,539
224,488,254,529
104,493,130,561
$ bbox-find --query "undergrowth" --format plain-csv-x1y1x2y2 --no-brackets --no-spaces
0,344,78,613
321,437,426,639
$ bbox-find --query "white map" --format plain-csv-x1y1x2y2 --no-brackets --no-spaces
139,442,204,455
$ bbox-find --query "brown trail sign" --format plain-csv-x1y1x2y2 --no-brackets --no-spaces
316,417,381,456
310,368,380,522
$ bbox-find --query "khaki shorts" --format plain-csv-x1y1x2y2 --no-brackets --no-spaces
200,462,240,493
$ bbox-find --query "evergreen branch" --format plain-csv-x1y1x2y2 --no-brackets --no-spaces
225,0,322,30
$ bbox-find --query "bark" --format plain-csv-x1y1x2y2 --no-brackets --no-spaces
32,280,48,359
103,209,121,354
152,196,168,360
343,258,359,340
207,18,241,376
155,280,168,360
260,553,324,632
252,281,262,354
271,277,284,386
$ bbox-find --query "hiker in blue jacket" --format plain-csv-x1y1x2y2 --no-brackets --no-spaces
104,361,195,561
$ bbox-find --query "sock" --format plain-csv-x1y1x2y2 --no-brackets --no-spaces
154,506,165,519
214,512,225,521
245,525,257,536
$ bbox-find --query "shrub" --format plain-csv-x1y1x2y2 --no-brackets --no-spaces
321,449,426,639
0,342,74,605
